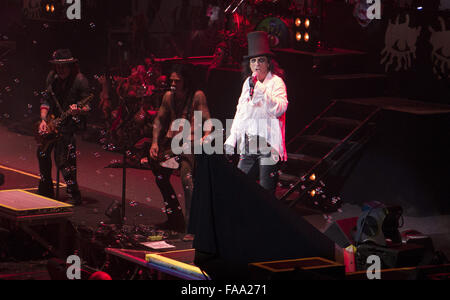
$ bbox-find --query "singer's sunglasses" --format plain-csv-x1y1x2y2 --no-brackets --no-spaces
250,57,267,64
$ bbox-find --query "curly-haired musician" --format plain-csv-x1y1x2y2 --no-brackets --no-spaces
150,64,211,236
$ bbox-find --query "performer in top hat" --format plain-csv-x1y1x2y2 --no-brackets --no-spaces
37,49,91,205
225,31,288,195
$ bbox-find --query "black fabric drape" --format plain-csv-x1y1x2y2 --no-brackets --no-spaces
188,154,334,279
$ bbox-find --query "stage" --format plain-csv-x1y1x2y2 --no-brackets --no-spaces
0,123,449,280
1,0,450,282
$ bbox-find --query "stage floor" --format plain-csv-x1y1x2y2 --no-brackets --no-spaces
0,124,449,279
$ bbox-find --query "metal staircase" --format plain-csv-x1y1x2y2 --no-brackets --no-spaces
279,99,381,211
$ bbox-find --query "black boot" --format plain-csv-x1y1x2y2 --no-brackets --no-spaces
67,190,82,206
38,181,55,199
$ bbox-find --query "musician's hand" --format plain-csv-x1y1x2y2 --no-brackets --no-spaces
200,135,210,145
224,144,235,162
251,71,258,85
150,143,159,160
39,120,48,134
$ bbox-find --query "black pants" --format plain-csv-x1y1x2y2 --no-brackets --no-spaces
150,154,194,232
237,135,279,194
37,134,81,201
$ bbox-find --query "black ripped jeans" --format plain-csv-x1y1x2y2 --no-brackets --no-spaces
37,133,81,201
150,153,194,233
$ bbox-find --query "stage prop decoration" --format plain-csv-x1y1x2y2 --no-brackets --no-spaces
380,14,421,72
429,16,450,80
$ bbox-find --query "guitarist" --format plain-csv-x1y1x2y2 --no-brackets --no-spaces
149,64,211,236
37,49,90,205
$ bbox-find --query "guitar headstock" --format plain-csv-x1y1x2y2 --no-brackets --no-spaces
78,94,94,107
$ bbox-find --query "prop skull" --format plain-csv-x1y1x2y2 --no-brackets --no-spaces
380,14,421,72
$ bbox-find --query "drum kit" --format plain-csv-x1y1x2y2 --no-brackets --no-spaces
212,0,293,67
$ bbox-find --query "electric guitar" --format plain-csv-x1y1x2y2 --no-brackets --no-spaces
36,94,94,152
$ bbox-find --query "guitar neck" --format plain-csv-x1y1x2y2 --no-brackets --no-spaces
51,94,93,124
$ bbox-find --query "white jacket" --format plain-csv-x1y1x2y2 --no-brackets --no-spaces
225,72,288,161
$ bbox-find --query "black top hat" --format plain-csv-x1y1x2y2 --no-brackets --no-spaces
49,49,78,64
244,31,274,60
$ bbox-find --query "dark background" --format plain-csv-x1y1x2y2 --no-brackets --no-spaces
0,0,449,138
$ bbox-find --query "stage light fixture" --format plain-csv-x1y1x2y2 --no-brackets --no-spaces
309,173,316,181
310,189,316,197
293,15,320,51
42,1,60,19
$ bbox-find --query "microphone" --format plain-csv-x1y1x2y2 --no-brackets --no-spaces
249,78,254,97
249,72,257,98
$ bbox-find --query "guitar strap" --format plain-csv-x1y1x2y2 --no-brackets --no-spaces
46,75,64,115
169,90,194,122
184,91,195,123
50,91,64,115
157,91,195,165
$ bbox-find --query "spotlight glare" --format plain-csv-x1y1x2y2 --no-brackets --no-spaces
305,18,310,28
296,32,302,41
46,4,50,12
304,32,310,42
309,173,316,181
51,5,55,13
295,18,301,27
310,189,316,197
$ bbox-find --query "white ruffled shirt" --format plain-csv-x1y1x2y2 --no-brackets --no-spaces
225,72,288,161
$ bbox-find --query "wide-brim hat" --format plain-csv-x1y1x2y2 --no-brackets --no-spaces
244,31,274,60
49,49,78,64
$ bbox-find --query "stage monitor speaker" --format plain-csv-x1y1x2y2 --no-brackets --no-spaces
189,154,335,280
356,243,426,271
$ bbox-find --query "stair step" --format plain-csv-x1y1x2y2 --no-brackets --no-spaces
322,73,387,99
321,117,361,128
288,153,321,164
299,135,341,146
279,173,300,183
322,73,387,80
0,41,16,50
